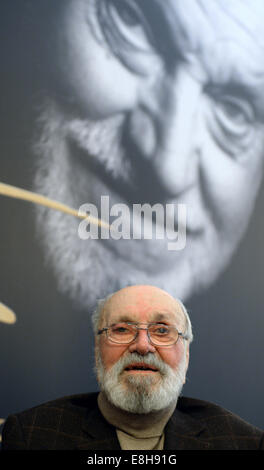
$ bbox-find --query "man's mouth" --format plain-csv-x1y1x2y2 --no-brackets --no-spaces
124,362,159,373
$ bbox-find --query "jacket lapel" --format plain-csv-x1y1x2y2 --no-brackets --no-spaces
76,406,121,450
165,408,212,450
76,396,212,450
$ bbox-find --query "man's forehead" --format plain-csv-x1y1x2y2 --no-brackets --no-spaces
158,0,264,46
150,0,264,70
103,286,185,326
156,0,264,102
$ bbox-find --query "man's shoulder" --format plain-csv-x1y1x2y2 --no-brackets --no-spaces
3,392,98,435
2,392,101,450
11,392,99,419
177,396,263,436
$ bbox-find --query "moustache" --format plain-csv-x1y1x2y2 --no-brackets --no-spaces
112,352,170,376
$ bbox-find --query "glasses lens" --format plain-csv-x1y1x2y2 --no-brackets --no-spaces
148,324,178,345
109,323,136,344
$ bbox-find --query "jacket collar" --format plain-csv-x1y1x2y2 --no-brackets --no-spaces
76,399,211,450
77,406,121,450
164,408,212,450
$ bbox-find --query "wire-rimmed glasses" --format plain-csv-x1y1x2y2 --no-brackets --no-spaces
97,322,188,347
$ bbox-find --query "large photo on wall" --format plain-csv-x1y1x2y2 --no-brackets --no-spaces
1,0,264,441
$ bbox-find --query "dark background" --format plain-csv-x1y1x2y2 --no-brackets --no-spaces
1,1,263,437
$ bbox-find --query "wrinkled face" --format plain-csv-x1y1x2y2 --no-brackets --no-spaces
95,285,189,412
34,0,264,308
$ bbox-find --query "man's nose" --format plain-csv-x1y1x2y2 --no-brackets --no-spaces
141,67,203,197
128,328,156,355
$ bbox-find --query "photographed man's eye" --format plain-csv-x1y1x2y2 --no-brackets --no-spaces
96,0,154,56
108,0,152,52
215,96,254,133
152,325,170,335
113,1,142,27
93,0,161,76
156,327,169,335
112,325,129,334
206,90,256,158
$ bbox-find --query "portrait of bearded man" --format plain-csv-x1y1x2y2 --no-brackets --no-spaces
19,0,264,309
0,0,264,433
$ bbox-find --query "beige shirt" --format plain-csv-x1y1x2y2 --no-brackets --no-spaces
97,392,176,450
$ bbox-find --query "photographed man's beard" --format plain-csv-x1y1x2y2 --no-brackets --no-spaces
32,99,242,310
95,350,187,414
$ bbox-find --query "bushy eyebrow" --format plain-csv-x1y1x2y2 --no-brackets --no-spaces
151,313,173,323
109,312,176,325
110,315,135,324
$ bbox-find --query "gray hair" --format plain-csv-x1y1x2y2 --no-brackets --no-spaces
91,292,193,344
91,293,114,335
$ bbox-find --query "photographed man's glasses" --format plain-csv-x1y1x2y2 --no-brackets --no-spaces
97,322,189,347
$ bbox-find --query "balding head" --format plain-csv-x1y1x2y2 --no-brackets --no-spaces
93,285,192,414
92,285,193,344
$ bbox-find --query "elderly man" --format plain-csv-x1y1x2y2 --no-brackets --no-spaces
22,0,264,310
2,285,263,450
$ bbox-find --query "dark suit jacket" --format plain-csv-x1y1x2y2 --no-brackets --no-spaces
2,393,263,450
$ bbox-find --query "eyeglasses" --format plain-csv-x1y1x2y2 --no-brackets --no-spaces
97,322,188,347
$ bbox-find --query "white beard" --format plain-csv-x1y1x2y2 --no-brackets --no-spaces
95,349,187,414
